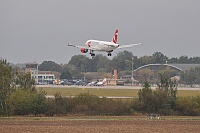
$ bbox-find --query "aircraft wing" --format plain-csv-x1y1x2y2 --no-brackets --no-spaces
68,44,85,49
104,44,118,48
118,43,142,49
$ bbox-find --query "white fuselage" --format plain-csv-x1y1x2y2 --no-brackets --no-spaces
85,40,119,52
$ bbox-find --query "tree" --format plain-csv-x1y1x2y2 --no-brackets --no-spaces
136,82,154,113
60,69,72,79
16,73,36,92
0,59,16,115
152,52,168,64
136,68,154,83
168,57,178,64
93,54,111,72
156,66,178,78
139,55,153,66
131,56,140,70
178,55,189,63
180,67,200,86
134,74,177,115
154,74,177,114
61,63,83,79
39,61,62,72
68,55,90,72
111,50,133,71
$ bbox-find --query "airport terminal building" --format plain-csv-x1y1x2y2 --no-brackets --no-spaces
25,63,58,85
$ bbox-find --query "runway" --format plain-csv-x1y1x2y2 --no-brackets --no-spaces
37,84,200,90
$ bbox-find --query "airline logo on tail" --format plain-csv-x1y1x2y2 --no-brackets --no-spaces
112,29,118,44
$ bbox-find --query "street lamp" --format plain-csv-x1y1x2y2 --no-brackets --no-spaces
132,57,134,86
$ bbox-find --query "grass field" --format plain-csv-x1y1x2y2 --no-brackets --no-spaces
37,87,200,97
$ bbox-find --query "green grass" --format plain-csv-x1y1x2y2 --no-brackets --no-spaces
37,87,200,97
38,87,137,97
177,90,200,97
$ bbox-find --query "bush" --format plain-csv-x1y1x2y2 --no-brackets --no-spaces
8,90,47,116
176,96,200,116
73,93,100,115
134,75,178,115
45,93,76,116
43,92,133,116
6,90,200,116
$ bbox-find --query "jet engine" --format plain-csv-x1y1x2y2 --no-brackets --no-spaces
80,48,88,53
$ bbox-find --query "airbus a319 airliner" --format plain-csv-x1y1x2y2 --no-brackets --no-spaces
68,29,142,58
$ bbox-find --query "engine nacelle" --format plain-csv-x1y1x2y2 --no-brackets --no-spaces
80,48,88,53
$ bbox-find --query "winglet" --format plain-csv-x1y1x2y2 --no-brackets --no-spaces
68,44,76,47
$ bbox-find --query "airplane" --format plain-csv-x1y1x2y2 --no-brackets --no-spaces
68,29,142,58
96,78,107,86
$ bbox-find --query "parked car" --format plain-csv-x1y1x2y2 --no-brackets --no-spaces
75,81,87,86
63,81,73,86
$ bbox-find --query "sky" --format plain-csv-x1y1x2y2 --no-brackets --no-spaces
0,0,200,64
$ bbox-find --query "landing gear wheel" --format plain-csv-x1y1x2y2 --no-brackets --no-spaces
90,53,95,59
108,53,112,56
90,53,95,56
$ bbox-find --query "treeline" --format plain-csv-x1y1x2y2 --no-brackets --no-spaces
65,51,200,73
1,60,200,116
38,51,200,74
37,51,200,85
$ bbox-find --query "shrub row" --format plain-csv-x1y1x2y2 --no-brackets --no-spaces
1,90,200,116
44,93,132,116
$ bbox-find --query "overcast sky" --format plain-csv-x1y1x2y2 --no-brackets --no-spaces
0,0,200,64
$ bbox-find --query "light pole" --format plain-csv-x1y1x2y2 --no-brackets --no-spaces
132,57,134,86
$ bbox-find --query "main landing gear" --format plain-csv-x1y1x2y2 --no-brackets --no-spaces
107,50,113,56
90,53,95,57
91,53,95,59
107,53,112,56
90,50,95,59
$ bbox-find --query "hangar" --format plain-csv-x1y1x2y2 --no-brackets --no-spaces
133,64,200,72
132,63,200,82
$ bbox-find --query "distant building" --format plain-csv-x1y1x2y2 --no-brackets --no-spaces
25,62,57,84
38,71,60,85
104,69,124,86
133,64,200,73
120,75,132,81
168,64,200,71
133,63,200,81
37,73,55,84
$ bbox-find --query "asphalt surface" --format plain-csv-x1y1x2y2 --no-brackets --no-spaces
37,85,200,90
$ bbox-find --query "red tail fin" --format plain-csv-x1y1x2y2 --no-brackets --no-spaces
112,29,118,44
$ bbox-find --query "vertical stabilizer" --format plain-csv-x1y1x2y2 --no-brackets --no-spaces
112,29,118,44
